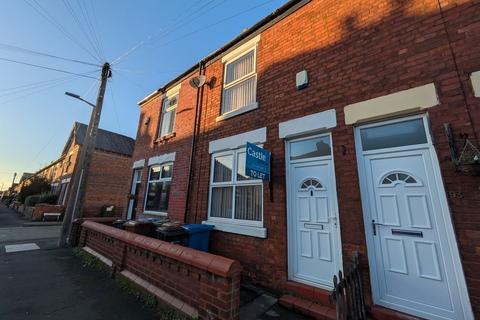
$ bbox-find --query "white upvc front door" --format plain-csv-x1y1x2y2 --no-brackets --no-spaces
286,133,342,289
355,115,473,320
127,169,142,220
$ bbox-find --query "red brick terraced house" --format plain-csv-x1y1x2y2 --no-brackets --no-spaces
24,122,135,218
129,0,480,318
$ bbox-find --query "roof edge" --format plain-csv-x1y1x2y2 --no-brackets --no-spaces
138,0,309,106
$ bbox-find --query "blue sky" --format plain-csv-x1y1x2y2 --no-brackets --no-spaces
0,0,288,190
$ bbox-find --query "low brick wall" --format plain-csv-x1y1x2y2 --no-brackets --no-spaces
70,217,119,247
23,206,34,220
78,221,242,319
31,204,65,221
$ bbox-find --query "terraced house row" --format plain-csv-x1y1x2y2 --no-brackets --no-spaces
125,0,480,318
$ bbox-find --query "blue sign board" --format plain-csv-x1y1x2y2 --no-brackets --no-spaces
245,142,270,181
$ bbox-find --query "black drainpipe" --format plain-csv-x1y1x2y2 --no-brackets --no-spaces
184,60,205,223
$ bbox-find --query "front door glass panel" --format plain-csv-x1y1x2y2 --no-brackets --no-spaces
360,118,427,151
290,136,331,160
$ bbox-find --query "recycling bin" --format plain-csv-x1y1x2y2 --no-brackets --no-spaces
182,224,214,252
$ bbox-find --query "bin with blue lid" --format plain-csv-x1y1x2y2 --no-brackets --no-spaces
182,224,214,252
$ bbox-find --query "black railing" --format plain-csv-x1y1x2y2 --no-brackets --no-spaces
330,251,367,320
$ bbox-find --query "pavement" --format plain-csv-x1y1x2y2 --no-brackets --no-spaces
0,248,161,320
0,202,27,226
0,203,159,319
0,203,310,319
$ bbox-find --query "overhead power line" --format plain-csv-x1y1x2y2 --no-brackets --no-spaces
79,0,105,60
0,57,99,79
0,75,74,98
62,0,105,62
0,75,74,93
0,71,98,105
0,42,101,67
112,0,227,65
62,0,102,60
22,0,101,62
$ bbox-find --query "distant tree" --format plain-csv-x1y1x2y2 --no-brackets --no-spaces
17,177,51,204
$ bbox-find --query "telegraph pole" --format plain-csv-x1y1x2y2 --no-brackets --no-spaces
9,172,17,196
11,172,17,189
59,62,111,247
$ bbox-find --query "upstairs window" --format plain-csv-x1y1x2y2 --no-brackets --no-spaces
158,95,178,138
220,36,260,119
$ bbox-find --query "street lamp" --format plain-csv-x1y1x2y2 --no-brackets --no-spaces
65,91,95,108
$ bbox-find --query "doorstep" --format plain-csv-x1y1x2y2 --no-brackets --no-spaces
370,305,422,320
284,281,334,307
281,281,423,320
279,295,336,320
240,284,311,320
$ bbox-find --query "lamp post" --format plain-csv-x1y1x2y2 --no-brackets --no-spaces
58,62,110,247
65,92,96,108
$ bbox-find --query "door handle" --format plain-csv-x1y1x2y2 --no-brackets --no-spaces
329,216,337,227
372,220,383,236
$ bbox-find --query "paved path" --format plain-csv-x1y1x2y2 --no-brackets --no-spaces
0,248,159,320
0,203,26,227
0,203,159,319
0,203,61,250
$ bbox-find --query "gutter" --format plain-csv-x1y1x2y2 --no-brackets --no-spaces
138,0,310,106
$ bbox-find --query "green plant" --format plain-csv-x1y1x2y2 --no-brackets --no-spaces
40,193,58,204
115,275,191,319
73,248,109,273
156,306,190,320
24,194,42,207
17,177,51,204
24,193,59,207
73,248,192,319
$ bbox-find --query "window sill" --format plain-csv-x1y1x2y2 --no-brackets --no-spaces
142,211,168,217
154,132,176,144
202,220,267,238
216,102,258,122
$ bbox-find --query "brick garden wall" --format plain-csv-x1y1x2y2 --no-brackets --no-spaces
182,0,480,315
78,221,242,320
31,204,64,221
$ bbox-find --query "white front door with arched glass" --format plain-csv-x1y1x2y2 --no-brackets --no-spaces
286,133,342,289
355,115,473,320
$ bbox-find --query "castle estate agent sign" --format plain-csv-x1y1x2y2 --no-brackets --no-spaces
245,142,270,181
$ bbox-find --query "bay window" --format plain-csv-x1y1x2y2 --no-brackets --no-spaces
144,163,173,214
208,148,263,226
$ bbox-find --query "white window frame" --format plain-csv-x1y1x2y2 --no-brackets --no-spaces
158,94,178,138
143,162,173,216
471,71,480,97
207,147,264,228
217,35,260,121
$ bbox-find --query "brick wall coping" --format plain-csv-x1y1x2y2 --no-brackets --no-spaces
81,220,242,278
74,217,119,224
34,204,65,209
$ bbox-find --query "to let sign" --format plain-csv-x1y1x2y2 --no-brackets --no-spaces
245,142,270,181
